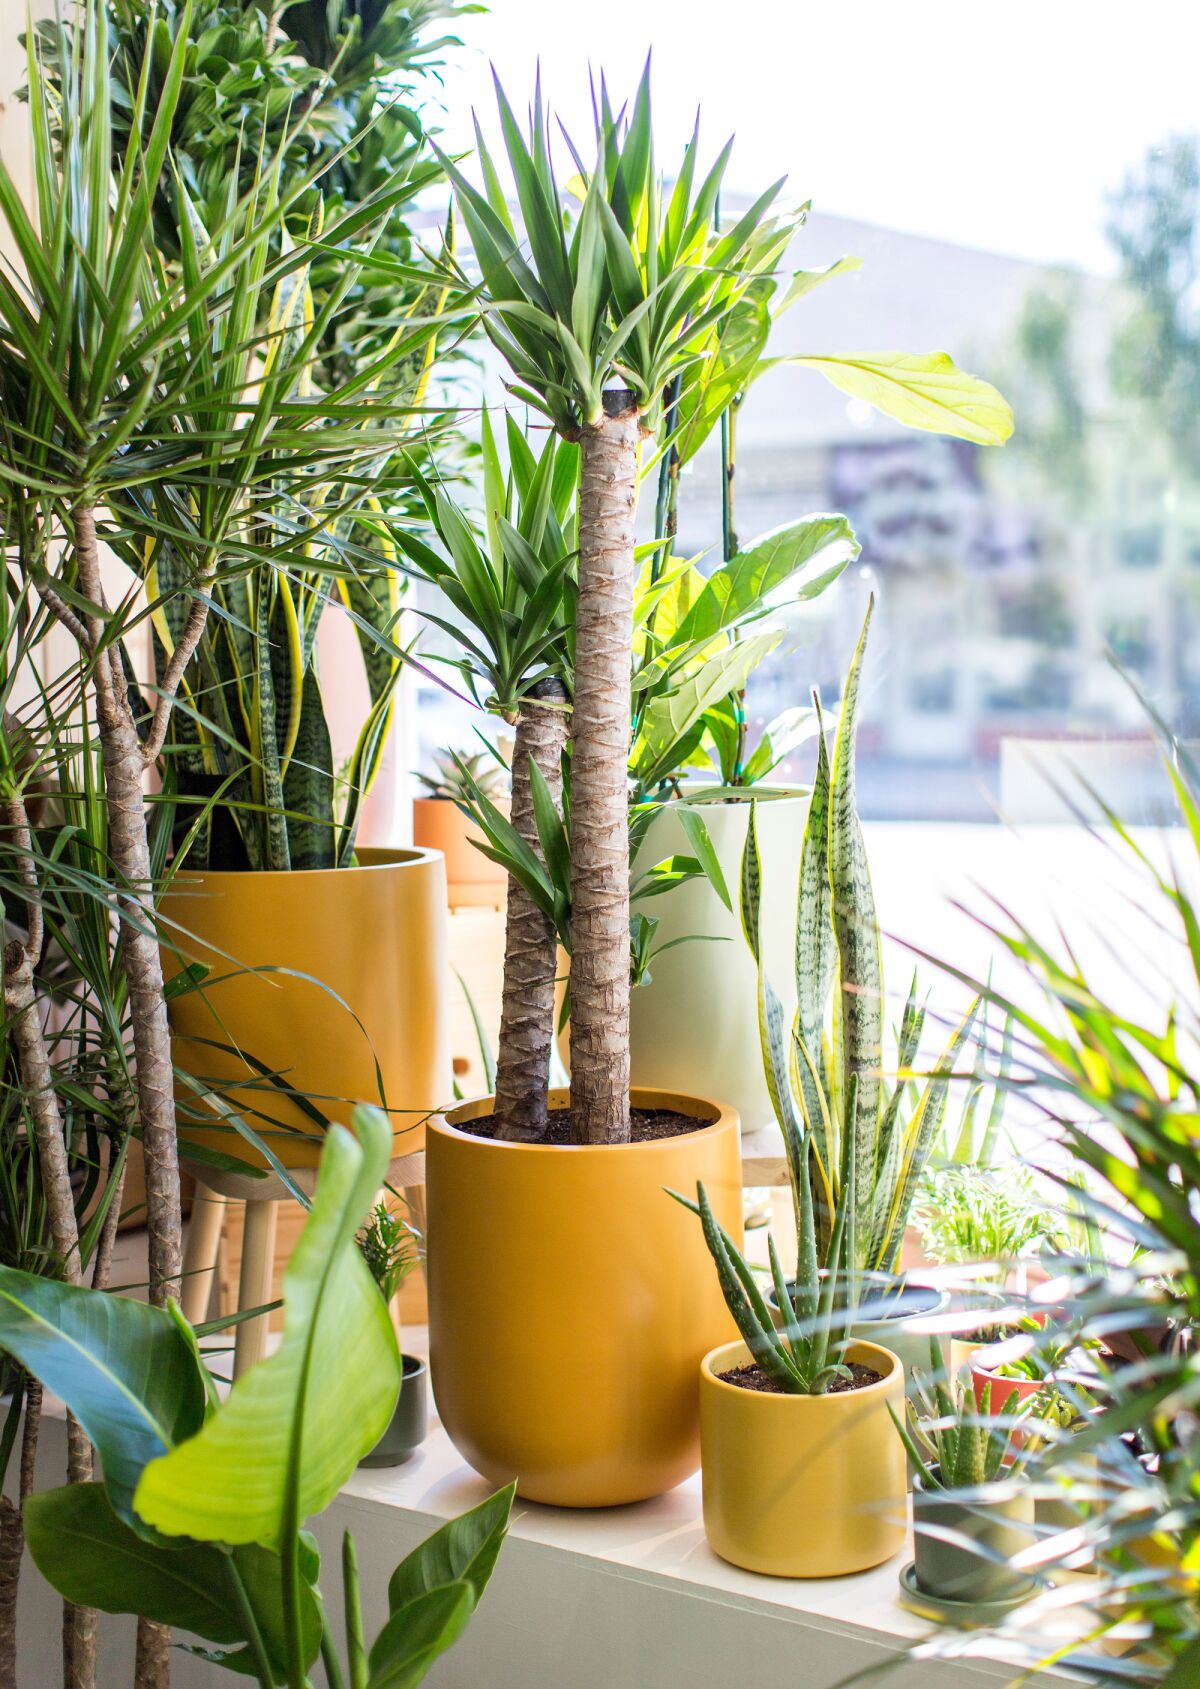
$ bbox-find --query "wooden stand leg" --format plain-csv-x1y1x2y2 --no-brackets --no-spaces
180,1184,226,1325
233,1199,278,1379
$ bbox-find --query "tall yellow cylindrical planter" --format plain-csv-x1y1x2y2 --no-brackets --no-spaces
699,1338,907,1577
427,1091,742,1507
161,848,451,1167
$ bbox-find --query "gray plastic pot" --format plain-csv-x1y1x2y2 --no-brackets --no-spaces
770,1275,951,1391
359,1355,428,1469
912,1469,1036,1604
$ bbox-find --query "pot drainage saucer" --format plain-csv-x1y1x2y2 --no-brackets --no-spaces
898,1562,1037,1627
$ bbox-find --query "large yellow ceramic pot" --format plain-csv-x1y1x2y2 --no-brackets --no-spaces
426,1090,742,1507
699,1338,907,1577
161,848,450,1168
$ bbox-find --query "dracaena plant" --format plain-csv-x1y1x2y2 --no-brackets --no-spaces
395,414,576,1139
0,1106,513,1689
438,64,808,1144
893,1341,1027,1488
741,600,981,1273
670,1123,860,1396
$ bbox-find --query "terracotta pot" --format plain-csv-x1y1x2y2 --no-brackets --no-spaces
426,1089,742,1507
413,797,510,908
161,848,450,1168
699,1338,906,1577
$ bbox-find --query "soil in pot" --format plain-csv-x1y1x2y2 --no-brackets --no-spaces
719,1362,883,1395
455,1106,710,1144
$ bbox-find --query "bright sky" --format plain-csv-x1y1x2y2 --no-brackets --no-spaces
434,1,1200,274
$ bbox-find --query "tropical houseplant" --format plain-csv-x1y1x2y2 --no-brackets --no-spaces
0,1105,514,1686
423,67,798,1505
355,1199,429,1467
740,603,981,1374
674,1138,906,1577
894,1342,1035,1613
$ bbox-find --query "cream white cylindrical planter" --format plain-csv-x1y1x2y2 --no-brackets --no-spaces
426,1090,742,1508
627,787,808,1133
699,1339,907,1577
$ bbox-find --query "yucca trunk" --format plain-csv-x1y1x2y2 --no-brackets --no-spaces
73,508,183,1306
0,1378,41,1689
493,678,569,1141
1,798,96,1686
568,393,639,1145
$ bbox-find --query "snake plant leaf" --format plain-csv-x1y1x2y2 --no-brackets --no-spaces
281,667,336,871
24,1483,321,1679
872,997,982,1271
133,1106,400,1547
367,1582,475,1689
829,602,884,1260
386,1483,515,1612
0,1268,206,1526
796,720,834,1080
779,350,1014,447
672,516,859,650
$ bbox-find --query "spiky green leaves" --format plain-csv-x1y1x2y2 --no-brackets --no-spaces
440,62,802,434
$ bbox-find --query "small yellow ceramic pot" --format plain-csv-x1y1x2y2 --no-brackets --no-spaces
699,1338,907,1577
427,1090,742,1507
161,848,450,1168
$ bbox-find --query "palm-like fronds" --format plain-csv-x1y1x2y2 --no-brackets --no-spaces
438,61,804,435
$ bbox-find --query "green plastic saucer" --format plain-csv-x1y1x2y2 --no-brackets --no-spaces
898,1561,1037,1627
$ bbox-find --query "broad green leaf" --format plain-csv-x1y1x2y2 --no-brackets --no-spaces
367,1583,475,1689
634,632,779,789
782,351,1014,446
740,704,821,785
775,255,863,312
133,1107,399,1547
0,1267,205,1524
387,1485,515,1611
672,515,858,650
25,1484,320,1679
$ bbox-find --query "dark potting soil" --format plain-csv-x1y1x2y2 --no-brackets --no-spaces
456,1107,712,1145
718,1362,883,1396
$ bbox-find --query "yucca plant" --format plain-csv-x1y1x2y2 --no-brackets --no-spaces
741,599,981,1271
396,415,576,1138
438,66,816,1143
893,1342,1027,1488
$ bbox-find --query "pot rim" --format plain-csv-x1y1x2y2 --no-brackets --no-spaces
400,1353,427,1378
699,1336,902,1401
436,1088,739,1152
161,846,441,884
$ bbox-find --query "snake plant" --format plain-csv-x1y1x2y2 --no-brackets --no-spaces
741,598,981,1271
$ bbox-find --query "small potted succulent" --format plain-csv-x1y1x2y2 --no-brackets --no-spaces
676,1130,906,1578
412,747,512,908
356,1201,428,1467
894,1343,1036,1616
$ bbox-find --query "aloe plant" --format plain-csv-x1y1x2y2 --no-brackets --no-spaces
741,599,981,1271
671,1119,859,1396
415,748,510,805
893,1341,1026,1489
0,1106,513,1688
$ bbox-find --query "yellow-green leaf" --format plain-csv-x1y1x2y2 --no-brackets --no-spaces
783,350,1014,446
